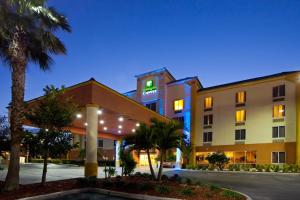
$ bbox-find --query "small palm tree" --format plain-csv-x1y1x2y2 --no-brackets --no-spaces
123,123,156,178
151,118,183,181
0,0,71,191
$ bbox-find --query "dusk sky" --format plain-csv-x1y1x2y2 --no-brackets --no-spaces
1,0,300,115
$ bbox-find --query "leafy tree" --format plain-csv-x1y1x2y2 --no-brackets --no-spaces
26,85,77,185
119,147,136,176
0,0,71,191
123,123,156,178
0,116,10,158
206,152,230,170
151,118,183,181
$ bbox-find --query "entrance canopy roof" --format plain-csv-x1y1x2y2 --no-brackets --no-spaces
25,78,170,140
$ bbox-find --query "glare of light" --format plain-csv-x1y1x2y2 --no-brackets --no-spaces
279,109,284,113
136,123,140,127
118,125,122,129
132,129,136,133
45,129,49,132
97,110,103,115
118,116,124,122
99,120,105,124
103,127,107,131
84,122,88,126
76,113,82,119
118,130,122,134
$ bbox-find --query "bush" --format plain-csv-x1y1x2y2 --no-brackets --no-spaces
119,149,136,176
209,184,221,191
134,172,142,177
206,153,229,170
256,164,265,172
155,185,170,194
221,190,243,199
0,165,4,170
181,187,194,196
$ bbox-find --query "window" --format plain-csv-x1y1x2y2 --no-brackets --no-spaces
145,102,157,112
173,116,184,125
98,139,103,148
174,99,184,112
204,97,213,110
273,105,285,118
236,91,246,104
273,85,285,98
204,114,213,126
272,126,285,138
235,129,246,140
203,132,212,142
236,110,246,123
272,152,286,163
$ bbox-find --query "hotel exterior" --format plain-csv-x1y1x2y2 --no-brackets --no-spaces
24,68,300,170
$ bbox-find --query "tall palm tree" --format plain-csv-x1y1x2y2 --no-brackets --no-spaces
123,123,156,179
151,118,183,181
0,0,71,191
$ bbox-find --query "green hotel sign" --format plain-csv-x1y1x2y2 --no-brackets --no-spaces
143,80,157,95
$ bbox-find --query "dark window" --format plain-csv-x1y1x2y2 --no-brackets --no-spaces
173,116,184,125
272,126,285,138
272,152,285,163
203,132,212,142
98,139,103,148
204,115,213,125
235,129,246,140
145,102,157,112
273,85,285,98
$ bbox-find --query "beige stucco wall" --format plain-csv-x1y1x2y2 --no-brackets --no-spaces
195,79,296,147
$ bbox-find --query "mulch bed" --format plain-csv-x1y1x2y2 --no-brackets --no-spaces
0,176,245,200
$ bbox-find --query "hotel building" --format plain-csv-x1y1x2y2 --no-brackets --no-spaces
24,68,300,171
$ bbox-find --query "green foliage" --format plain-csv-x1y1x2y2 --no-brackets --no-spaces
119,148,136,176
209,184,221,191
0,116,10,153
155,185,170,194
103,166,117,179
181,187,194,196
221,190,243,199
206,152,230,170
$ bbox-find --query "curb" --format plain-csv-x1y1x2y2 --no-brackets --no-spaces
222,188,252,200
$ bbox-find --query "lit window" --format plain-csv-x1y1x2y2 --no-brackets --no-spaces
203,132,212,142
273,105,285,118
272,126,285,138
273,85,285,98
204,97,213,109
174,99,184,112
236,110,246,123
236,91,246,104
272,152,285,163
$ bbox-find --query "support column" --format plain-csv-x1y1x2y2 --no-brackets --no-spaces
115,140,122,167
296,84,300,165
85,104,99,177
176,148,182,168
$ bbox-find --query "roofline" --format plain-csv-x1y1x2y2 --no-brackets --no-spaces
135,67,176,80
167,76,203,88
123,90,136,95
198,71,300,93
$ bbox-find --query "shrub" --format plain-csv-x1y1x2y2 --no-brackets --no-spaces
256,164,265,172
206,153,230,170
221,190,243,199
161,174,169,181
155,185,170,194
119,149,136,176
209,184,221,191
181,187,194,196
0,165,4,170
134,172,142,177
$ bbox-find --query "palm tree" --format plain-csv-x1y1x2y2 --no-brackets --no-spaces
151,118,183,181
123,123,156,178
0,0,70,191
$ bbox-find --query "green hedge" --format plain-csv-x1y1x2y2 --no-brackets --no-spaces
29,159,115,166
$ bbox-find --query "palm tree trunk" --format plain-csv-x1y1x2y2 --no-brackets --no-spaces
146,149,155,179
4,29,27,191
157,150,165,181
41,155,48,185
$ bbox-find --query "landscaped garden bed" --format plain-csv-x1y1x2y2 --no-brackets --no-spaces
0,173,246,200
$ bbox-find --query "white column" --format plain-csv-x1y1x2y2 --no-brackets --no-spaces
85,105,99,177
176,148,182,168
115,140,122,167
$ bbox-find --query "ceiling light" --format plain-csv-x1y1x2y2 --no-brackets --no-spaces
118,130,122,134
136,123,140,127
45,129,49,132
99,120,105,124
84,122,88,126
118,125,122,129
132,129,136,133
103,127,107,131
97,110,103,115
118,117,124,122
76,113,82,119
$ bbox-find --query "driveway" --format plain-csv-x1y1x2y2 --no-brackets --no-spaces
164,169,300,200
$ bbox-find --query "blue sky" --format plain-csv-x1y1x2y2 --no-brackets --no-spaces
1,0,300,115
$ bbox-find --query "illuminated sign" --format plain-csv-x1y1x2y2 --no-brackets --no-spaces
143,80,157,95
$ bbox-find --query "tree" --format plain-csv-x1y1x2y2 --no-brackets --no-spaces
206,152,230,171
119,147,136,176
123,123,156,178
26,85,77,185
151,118,183,181
0,0,71,191
0,116,10,158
